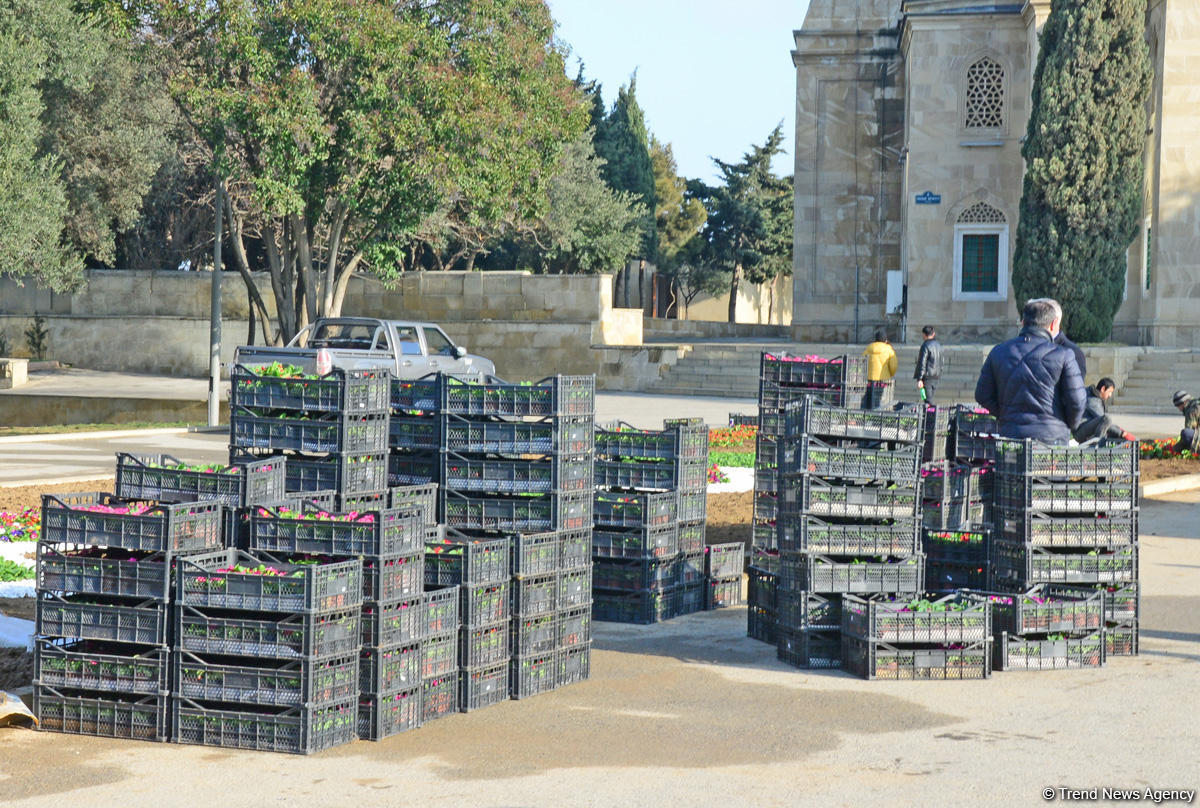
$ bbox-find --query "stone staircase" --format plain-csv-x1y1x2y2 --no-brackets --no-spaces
1113,349,1200,413
642,341,992,408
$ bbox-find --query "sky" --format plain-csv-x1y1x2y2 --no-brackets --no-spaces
546,0,812,184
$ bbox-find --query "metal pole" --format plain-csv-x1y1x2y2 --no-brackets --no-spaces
208,179,223,427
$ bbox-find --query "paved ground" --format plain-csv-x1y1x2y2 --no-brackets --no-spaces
0,488,1195,807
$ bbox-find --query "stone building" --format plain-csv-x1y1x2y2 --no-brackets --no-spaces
791,0,1200,346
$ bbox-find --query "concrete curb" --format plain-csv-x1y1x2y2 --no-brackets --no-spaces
0,427,189,445
1140,473,1200,498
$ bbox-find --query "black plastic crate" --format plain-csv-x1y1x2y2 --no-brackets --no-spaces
34,640,168,696
459,581,512,627
922,405,953,463
594,490,677,528
361,596,423,648
707,577,742,609
951,431,996,463
679,552,704,587
760,352,866,387
841,593,990,644
174,696,356,754
786,477,920,520
36,687,167,742
995,507,1138,548
952,407,997,437
37,593,167,645
593,587,678,624
513,612,558,656
779,554,924,595
559,527,592,571
752,518,777,551
863,380,894,409
592,523,679,560
756,435,778,468
422,586,461,637
174,649,359,706
425,533,511,586
391,374,440,411
842,636,992,680
920,461,992,501
176,550,362,614
968,585,1104,635
443,414,593,454
511,651,557,699
512,573,558,617
460,661,510,712
231,364,390,414
776,590,841,631
358,643,420,695
1105,621,1139,656
677,520,705,554
387,450,438,486
779,515,920,556
420,631,458,679
421,673,459,722
460,620,511,667
230,410,389,454
593,558,679,591
442,374,594,417
511,531,559,576
994,475,1138,514
250,501,424,556
776,627,841,669
594,419,707,461
751,548,781,575
558,566,593,608
923,527,990,564
729,412,758,428
358,552,422,601
759,381,866,410
678,491,706,523
41,493,223,553
389,414,441,451
387,483,439,526
442,489,592,533
282,452,388,495
679,581,705,615
358,687,421,740
593,457,707,492
558,605,592,648
748,607,778,644
115,452,286,508
175,604,360,659
924,559,989,593
747,563,779,611
990,541,1138,586
558,643,591,687
921,496,986,531
442,451,594,495
705,543,744,578
995,630,1105,671
36,545,226,603
995,438,1138,479
785,400,923,443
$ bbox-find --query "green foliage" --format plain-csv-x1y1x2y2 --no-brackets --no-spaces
24,315,48,360
691,126,793,322
650,136,706,269
1013,0,1152,342
594,77,656,258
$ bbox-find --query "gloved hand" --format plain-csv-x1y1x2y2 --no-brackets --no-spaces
1121,431,1136,442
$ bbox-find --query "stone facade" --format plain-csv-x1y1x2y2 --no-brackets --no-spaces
792,0,1200,346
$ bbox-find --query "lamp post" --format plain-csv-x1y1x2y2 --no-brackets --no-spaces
208,179,223,427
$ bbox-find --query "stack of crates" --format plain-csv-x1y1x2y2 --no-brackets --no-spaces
746,555,780,644
970,584,1106,671
920,461,992,593
434,374,595,703
171,549,363,753
921,405,953,463
705,543,745,609
592,418,709,623
389,373,441,488
33,493,224,742
774,398,925,669
841,593,993,680
228,365,392,511
990,438,1140,658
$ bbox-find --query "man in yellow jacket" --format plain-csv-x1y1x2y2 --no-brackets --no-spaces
863,328,898,381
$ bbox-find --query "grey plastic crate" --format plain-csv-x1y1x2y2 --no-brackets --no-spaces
707,577,742,609
965,585,1104,636
36,593,167,646
558,643,591,687
511,650,557,699
784,399,923,443
425,533,511,586
593,587,677,624
442,451,594,495
776,590,841,631
361,596,423,648
995,506,1137,548
776,627,841,669
419,631,458,679
230,410,389,454
512,573,557,617
459,620,511,667
705,543,745,578
593,490,677,529
594,419,707,461
41,492,223,553
36,687,167,742
677,519,705,554
231,364,390,414
558,605,592,648
421,673,459,722
786,437,922,482
443,414,593,454
995,630,1105,671
442,374,594,417
990,541,1137,586
593,457,707,492
175,649,359,706
559,527,592,571
36,544,227,603
357,687,421,740
391,374,440,411
513,612,558,656
512,530,560,576
115,452,286,508
175,604,360,659
779,553,924,595
842,636,992,680
387,450,438,486
422,586,461,637
778,514,920,556
173,696,357,754
592,523,679,560
593,558,679,592
760,352,866,387
994,475,1138,514
34,640,168,696
995,437,1137,479
281,452,388,495
922,526,990,565
442,489,593,533
841,593,990,644
460,661,510,712
389,415,441,451
176,550,362,614
920,461,992,501
250,502,424,556
786,477,920,520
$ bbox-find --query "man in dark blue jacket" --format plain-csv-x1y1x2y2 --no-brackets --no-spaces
975,298,1086,443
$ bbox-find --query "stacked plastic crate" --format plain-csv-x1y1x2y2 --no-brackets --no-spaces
33,493,224,742
775,399,925,669
389,373,442,489
705,543,745,609
435,374,596,703
747,353,868,644
990,438,1140,662
228,365,392,511
592,419,708,623
973,584,1106,671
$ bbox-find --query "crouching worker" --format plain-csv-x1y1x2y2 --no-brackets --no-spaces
1072,378,1135,443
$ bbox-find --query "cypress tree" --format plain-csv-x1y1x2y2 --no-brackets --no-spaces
1012,0,1152,342
595,77,657,259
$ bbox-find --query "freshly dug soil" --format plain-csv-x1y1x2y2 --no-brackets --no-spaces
705,491,753,551
0,479,114,513
1139,457,1199,482
0,647,33,692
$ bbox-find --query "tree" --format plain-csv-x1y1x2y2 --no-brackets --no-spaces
1012,0,1152,342
649,136,707,316
152,0,586,343
693,126,792,323
594,77,656,259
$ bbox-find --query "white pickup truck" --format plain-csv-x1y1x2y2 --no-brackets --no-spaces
234,317,496,378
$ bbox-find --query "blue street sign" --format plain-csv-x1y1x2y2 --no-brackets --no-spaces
914,191,941,205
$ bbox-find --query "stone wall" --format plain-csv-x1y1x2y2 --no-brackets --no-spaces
675,276,794,325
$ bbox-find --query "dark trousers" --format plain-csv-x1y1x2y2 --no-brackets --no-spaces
1073,414,1112,443
919,378,938,405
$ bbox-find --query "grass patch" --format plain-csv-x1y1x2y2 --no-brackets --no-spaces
710,450,755,468
0,421,194,437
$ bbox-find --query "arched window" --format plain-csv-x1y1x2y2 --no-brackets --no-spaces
964,57,1005,130
953,202,1008,300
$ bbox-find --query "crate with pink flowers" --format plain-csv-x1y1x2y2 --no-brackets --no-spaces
249,501,424,556
41,493,223,553
175,550,362,614
115,452,286,508
358,687,421,740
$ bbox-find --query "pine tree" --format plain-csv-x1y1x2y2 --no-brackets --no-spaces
1012,0,1152,342
594,77,656,259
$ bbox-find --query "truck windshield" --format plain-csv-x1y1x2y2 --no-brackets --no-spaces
311,323,377,350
